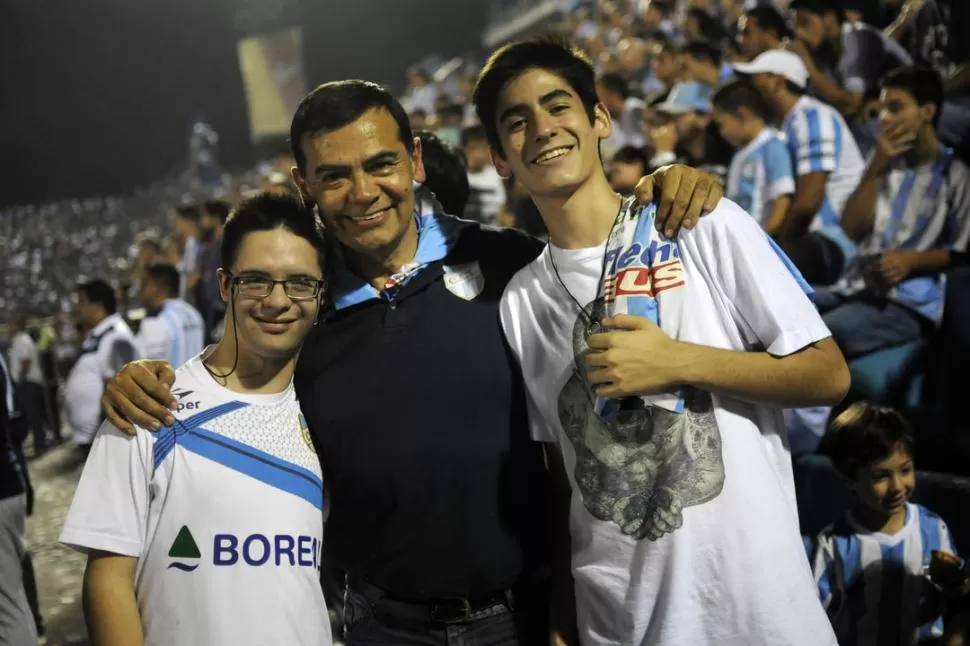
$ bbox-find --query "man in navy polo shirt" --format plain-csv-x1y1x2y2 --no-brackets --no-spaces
99,80,722,645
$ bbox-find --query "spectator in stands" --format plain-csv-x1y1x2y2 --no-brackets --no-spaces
648,81,735,183
597,72,647,155
684,7,728,46
682,40,729,87
819,66,970,359
786,0,912,119
5,316,48,456
890,0,970,158
136,263,205,369
0,353,37,645
402,67,437,115
64,280,140,453
417,130,471,218
408,108,429,131
713,79,795,234
434,102,464,148
647,36,683,103
458,126,502,223
812,402,956,643
607,145,650,196
173,204,202,304
637,0,676,39
737,4,790,60
735,50,864,285
196,200,230,338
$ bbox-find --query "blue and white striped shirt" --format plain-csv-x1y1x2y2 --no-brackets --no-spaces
783,95,865,260
139,299,205,369
726,127,795,226
812,503,955,645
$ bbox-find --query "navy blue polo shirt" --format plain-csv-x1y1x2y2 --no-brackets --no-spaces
294,197,549,602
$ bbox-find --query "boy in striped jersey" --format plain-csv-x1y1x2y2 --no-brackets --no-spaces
136,262,205,369
820,66,970,359
712,79,795,234
812,402,957,644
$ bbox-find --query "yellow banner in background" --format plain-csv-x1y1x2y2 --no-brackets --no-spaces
237,27,307,141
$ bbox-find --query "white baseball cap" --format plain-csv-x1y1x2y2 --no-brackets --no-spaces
732,49,809,88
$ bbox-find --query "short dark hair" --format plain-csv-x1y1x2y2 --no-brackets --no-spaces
827,402,915,478
221,191,327,273
687,8,728,43
78,279,117,315
290,80,413,172
598,72,630,100
175,204,201,222
789,0,845,23
416,130,470,216
684,40,723,68
881,65,945,129
712,79,774,121
460,124,488,147
611,145,649,169
203,199,231,224
744,5,791,40
144,262,181,297
474,35,598,156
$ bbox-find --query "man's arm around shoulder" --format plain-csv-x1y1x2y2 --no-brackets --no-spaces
84,551,143,646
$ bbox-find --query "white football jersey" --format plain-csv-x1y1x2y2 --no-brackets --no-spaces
60,350,332,646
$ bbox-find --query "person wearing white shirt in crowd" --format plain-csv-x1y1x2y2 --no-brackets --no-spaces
596,72,646,159
174,204,202,305
5,317,48,455
136,262,205,369
59,192,331,646
63,280,140,452
461,124,507,225
473,36,849,646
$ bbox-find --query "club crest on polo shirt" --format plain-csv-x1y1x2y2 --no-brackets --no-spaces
443,262,485,301
298,413,314,451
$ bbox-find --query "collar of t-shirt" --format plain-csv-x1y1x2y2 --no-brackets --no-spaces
86,313,122,342
330,189,471,311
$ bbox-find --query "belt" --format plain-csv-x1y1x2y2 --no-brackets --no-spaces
347,576,515,626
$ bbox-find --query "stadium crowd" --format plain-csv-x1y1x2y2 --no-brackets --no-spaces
2,0,970,644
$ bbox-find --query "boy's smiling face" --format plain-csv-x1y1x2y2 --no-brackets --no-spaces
850,444,916,517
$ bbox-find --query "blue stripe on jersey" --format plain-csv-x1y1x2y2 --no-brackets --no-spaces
833,115,843,172
806,110,824,173
179,426,324,510
153,401,250,470
877,541,905,646
918,507,946,640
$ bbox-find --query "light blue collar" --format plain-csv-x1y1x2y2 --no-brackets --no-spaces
331,188,470,311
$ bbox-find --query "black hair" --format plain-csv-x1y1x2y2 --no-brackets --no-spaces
473,35,598,157
143,262,181,298
789,0,845,23
436,102,465,119
644,0,673,14
684,40,723,68
78,279,118,315
827,402,915,478
175,204,201,223
881,65,945,129
416,130,470,216
712,79,774,121
221,191,326,273
743,5,791,40
611,145,649,169
290,80,413,172
460,124,488,147
598,72,631,100
687,8,728,43
203,199,231,224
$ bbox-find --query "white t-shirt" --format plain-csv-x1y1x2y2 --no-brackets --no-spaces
60,351,331,646
7,331,43,385
465,166,507,225
500,199,837,646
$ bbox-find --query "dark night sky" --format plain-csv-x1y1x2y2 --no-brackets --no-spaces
0,0,488,207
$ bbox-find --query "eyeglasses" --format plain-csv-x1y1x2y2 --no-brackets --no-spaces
228,273,325,301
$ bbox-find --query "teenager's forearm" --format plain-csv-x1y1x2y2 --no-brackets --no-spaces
679,338,849,407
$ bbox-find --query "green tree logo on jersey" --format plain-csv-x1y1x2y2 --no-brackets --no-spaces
168,525,201,572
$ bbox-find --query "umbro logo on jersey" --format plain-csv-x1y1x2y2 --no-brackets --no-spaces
168,525,201,572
